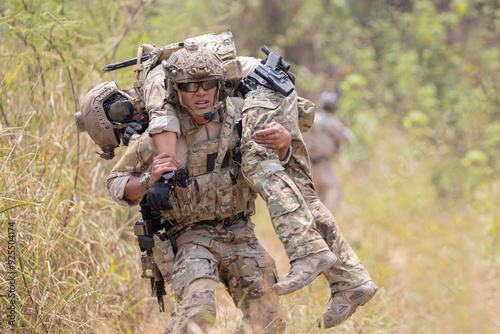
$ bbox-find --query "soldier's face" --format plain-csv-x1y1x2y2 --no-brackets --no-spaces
180,84,217,124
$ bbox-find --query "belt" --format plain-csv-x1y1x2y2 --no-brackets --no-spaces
175,212,246,248
198,211,246,226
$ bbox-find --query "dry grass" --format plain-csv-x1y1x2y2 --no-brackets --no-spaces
1,11,499,333
1,88,499,333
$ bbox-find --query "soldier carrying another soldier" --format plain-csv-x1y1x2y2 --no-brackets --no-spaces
76,31,377,332
141,34,376,329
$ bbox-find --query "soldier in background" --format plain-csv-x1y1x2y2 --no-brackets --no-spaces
303,83,354,209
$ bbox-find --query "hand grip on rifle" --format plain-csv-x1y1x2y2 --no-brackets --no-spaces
147,172,176,213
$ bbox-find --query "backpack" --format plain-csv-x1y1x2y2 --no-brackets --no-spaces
130,29,315,133
132,30,240,111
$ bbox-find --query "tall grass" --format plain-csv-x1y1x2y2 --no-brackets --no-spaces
1,1,499,333
2,63,499,334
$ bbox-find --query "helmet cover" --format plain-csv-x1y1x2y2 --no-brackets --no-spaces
74,81,134,159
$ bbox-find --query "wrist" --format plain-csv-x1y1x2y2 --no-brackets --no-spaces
139,172,152,190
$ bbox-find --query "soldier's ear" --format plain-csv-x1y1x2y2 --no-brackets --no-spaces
165,79,179,104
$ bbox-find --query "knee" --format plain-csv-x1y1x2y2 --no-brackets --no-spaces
185,278,218,323
170,278,218,333
191,296,216,332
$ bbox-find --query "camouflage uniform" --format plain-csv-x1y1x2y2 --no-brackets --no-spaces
107,97,285,333
285,132,371,293
240,86,330,261
147,58,331,262
241,85,372,294
302,109,353,209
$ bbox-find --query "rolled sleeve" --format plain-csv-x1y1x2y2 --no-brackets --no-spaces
106,172,142,207
148,104,181,135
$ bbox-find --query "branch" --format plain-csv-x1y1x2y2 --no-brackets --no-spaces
88,0,156,73
0,102,10,127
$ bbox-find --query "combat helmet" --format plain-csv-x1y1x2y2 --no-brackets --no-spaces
74,81,139,159
165,39,228,120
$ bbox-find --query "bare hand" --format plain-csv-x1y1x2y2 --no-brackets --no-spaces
252,122,292,150
150,152,180,185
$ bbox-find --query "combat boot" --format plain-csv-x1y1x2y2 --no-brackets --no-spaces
273,250,337,295
317,280,378,329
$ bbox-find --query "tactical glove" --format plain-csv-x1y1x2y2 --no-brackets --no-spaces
122,122,148,146
147,175,176,213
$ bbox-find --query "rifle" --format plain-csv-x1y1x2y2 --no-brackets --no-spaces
103,55,151,72
133,198,170,312
238,46,295,97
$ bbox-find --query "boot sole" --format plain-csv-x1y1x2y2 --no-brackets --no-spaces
319,282,378,329
274,253,337,296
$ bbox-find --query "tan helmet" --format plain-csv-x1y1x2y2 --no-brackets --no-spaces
166,38,226,83
165,39,228,119
74,81,137,159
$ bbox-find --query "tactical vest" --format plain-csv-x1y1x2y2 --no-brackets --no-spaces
159,98,256,235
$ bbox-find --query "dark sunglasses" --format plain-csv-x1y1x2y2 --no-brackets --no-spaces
178,80,218,92
103,94,135,123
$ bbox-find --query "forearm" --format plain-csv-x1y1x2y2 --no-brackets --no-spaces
123,176,148,201
152,131,177,156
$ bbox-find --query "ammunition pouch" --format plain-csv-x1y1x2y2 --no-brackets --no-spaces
152,234,176,282
159,167,255,234
154,118,256,234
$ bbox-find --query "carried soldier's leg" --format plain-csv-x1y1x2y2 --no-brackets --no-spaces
241,86,337,295
285,140,377,328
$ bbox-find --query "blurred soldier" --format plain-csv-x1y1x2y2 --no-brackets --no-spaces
303,85,354,209
106,45,285,333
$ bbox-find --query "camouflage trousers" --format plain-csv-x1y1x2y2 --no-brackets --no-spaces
285,140,372,292
165,217,285,334
241,86,330,262
242,86,371,293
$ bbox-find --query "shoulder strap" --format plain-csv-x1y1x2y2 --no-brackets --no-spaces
213,99,235,173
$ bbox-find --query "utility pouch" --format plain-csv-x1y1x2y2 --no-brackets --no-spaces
152,234,175,282
169,186,194,219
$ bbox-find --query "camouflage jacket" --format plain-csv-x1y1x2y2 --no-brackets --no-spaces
106,97,256,235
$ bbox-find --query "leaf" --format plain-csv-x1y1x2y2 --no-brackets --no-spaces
0,61,23,95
